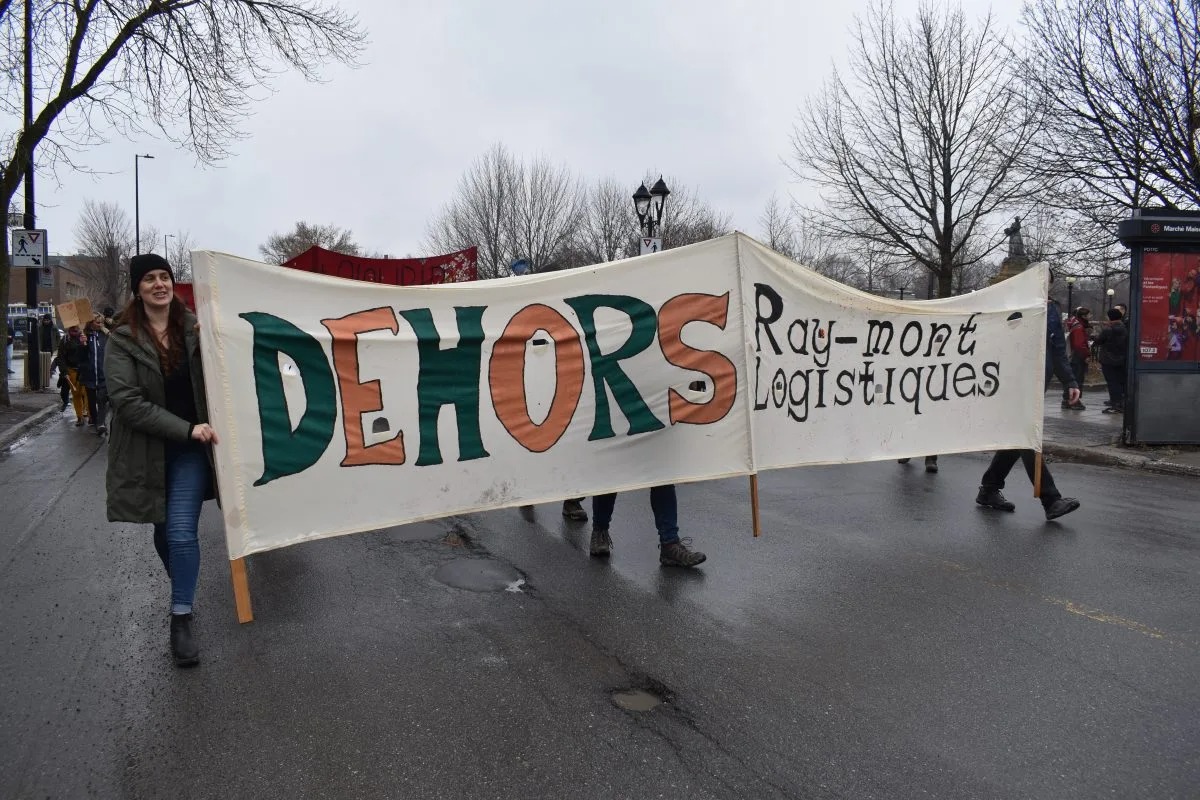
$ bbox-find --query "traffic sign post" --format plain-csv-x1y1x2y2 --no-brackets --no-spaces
11,228,47,267
640,237,662,256
11,229,48,389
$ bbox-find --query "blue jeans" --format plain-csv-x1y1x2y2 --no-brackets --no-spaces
152,444,210,614
591,485,679,545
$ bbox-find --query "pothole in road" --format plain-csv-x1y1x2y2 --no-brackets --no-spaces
433,558,525,592
611,688,665,712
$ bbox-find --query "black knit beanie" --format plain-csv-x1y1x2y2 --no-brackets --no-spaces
129,253,174,295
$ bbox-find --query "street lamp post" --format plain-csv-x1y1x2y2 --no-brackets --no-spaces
633,177,670,247
164,233,175,259
134,154,154,255
1106,287,1115,311
1065,275,1076,312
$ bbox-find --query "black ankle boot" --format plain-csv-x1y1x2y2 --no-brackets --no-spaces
169,613,200,667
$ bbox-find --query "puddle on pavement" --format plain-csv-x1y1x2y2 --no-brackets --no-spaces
611,688,664,712
433,559,524,592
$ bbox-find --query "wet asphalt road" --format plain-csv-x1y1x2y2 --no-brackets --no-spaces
1,415,1197,800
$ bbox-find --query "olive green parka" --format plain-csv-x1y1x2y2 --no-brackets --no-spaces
104,310,213,523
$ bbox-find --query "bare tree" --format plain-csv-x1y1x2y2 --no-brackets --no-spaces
504,155,586,273
72,200,134,314
166,231,198,282
789,1,1043,299
647,175,733,251
259,221,361,265
572,178,636,266
425,144,520,279
1020,0,1200,237
425,145,585,278
0,0,364,406
758,193,797,258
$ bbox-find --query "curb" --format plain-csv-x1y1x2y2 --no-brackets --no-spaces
0,404,60,450
1044,442,1200,479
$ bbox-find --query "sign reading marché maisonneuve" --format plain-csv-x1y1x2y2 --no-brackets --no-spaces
193,235,1046,558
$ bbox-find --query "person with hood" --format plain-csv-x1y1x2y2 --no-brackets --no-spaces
80,312,110,434
105,254,219,667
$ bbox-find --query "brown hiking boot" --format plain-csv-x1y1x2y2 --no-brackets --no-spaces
659,538,706,568
589,527,612,557
562,498,588,521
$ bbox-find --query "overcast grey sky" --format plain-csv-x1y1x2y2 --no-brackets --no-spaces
30,0,1024,263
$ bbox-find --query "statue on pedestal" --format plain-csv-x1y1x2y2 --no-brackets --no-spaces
1004,216,1026,260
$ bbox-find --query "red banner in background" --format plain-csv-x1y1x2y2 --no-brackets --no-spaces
174,282,195,311
1139,251,1200,363
280,246,478,285
171,247,477,311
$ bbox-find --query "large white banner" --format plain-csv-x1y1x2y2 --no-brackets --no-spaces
193,234,1047,558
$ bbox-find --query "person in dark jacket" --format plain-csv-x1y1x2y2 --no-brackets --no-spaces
80,313,110,434
54,326,88,423
105,254,218,667
975,287,1081,521
38,314,59,387
5,317,13,375
1096,308,1128,413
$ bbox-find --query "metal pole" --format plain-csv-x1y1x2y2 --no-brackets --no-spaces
23,0,41,390
134,155,140,255
1067,282,1073,312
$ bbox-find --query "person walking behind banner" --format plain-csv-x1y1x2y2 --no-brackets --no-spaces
106,254,219,668
1096,308,1128,414
81,313,111,435
976,276,1081,520
56,326,89,424
588,486,706,568
897,455,938,473
1062,307,1090,409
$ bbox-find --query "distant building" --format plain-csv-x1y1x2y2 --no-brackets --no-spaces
7,255,96,321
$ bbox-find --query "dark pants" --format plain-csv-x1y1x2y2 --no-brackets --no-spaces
1100,363,1126,409
592,485,679,545
981,450,1060,507
1063,355,1087,403
86,384,107,427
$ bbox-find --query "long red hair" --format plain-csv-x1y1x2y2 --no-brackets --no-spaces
119,294,189,374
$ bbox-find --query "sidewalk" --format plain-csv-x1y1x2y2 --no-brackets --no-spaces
2,356,65,448
4,356,1199,477
1041,386,1200,478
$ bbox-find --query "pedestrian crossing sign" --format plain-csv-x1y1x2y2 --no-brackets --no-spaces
10,229,47,267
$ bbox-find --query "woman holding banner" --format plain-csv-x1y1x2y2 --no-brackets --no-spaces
105,254,219,668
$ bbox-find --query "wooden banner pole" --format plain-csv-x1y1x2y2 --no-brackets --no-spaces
750,474,762,538
230,557,254,624
1033,452,1044,499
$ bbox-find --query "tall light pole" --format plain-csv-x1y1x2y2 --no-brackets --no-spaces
633,177,670,251
1065,275,1076,312
164,232,175,259
22,0,41,389
134,154,154,255
1106,287,1115,311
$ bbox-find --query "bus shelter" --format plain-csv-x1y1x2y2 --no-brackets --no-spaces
1116,208,1200,444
